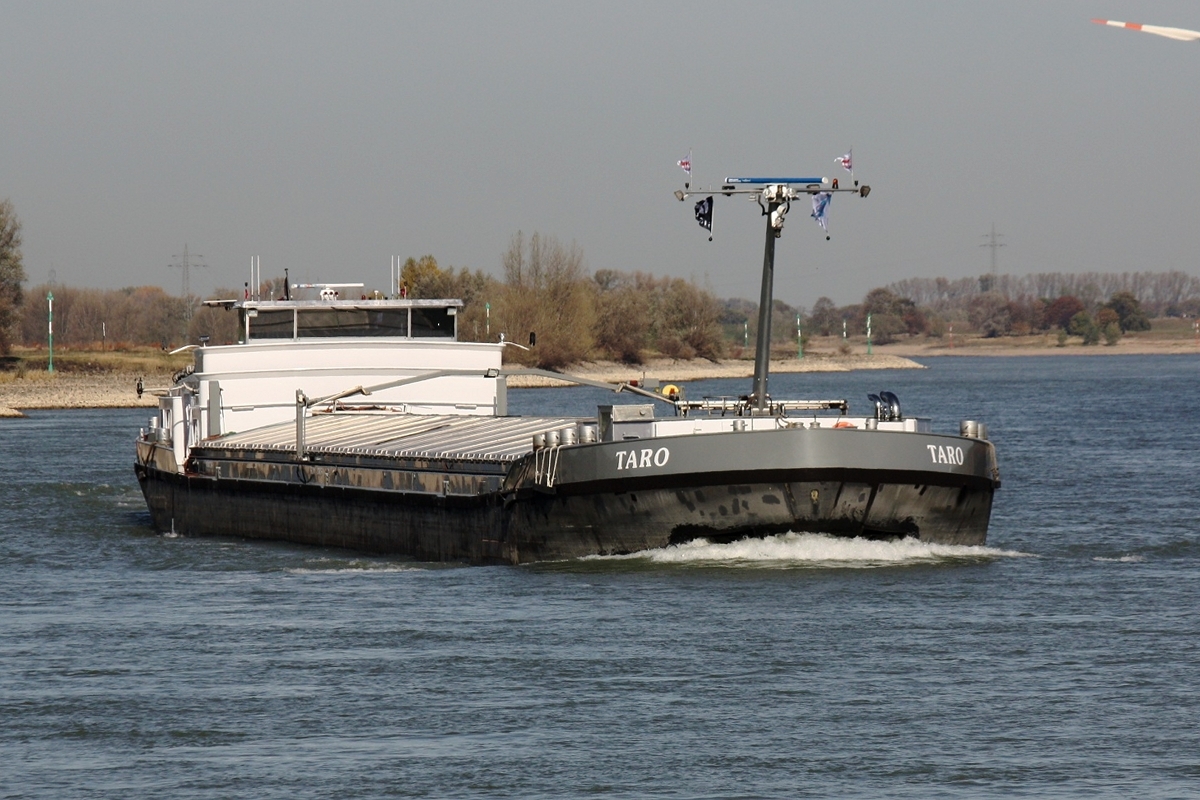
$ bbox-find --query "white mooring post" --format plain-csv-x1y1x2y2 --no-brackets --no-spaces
295,390,307,461
47,291,54,373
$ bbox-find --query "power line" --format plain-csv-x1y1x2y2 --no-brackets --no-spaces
169,244,207,319
980,223,1005,273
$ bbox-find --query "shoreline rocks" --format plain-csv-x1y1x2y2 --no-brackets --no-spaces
0,372,167,413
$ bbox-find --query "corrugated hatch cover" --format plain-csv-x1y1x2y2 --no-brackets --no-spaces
206,414,586,463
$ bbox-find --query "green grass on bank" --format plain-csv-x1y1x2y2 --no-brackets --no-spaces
1123,317,1196,341
0,347,191,378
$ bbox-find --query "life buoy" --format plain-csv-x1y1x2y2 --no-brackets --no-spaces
662,384,681,400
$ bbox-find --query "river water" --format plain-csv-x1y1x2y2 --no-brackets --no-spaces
2,355,1198,798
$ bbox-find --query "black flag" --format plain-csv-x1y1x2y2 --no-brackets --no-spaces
694,196,713,241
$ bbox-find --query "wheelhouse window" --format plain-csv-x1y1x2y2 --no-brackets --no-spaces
297,309,366,337
296,308,410,337
241,303,454,340
247,309,294,339
411,307,455,338
364,309,409,336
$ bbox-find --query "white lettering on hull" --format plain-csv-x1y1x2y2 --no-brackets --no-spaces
616,447,670,471
926,444,965,465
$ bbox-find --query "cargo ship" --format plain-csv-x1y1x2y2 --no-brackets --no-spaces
135,176,1000,562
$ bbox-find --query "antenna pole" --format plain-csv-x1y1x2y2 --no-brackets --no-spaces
751,200,779,410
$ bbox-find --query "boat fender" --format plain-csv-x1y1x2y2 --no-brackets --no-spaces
833,420,856,429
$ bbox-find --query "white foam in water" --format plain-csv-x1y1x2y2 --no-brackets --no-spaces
592,532,1028,568
286,558,420,574
1094,554,1147,563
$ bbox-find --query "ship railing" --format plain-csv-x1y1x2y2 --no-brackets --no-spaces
674,397,848,417
293,368,512,460
498,368,675,405
138,384,200,474
289,366,674,461
298,366,675,417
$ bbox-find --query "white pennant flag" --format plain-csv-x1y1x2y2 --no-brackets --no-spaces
811,192,832,238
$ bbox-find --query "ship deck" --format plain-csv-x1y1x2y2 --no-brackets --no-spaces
204,412,586,464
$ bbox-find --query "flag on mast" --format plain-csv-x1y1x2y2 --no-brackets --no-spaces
677,150,692,177
835,150,853,173
694,196,714,241
811,192,832,237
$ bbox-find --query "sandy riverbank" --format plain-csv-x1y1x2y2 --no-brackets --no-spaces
0,354,922,415
0,372,168,417
3,337,1194,415
503,353,923,387
877,337,1199,358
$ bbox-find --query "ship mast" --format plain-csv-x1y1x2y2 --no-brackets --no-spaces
675,173,870,412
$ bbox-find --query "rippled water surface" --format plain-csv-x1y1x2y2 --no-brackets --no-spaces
2,355,1198,798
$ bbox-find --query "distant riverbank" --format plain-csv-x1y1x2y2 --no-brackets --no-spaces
503,353,922,387
0,354,922,415
3,336,1197,415
0,372,163,417
872,335,1199,358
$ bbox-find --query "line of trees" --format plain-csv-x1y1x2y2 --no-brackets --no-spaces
374,233,727,368
788,286,1156,346
6,232,729,369
887,271,1200,318
7,262,1195,361
15,285,189,351
398,233,726,368
0,199,26,354
3,192,1198,360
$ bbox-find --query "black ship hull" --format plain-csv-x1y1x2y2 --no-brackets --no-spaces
135,418,998,564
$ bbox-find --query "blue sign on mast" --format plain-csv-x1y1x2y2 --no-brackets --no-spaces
723,177,825,185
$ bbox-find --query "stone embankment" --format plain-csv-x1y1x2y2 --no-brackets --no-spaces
0,372,168,417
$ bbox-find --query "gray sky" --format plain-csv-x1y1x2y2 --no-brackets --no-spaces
3,1,1198,306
